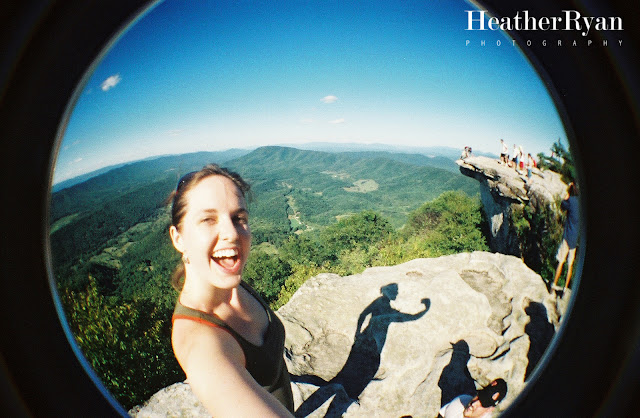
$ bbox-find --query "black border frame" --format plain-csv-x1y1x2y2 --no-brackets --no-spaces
1,1,638,416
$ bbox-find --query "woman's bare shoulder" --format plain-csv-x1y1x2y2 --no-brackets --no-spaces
171,317,293,416
172,316,246,371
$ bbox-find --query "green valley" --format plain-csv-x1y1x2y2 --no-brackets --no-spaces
49,145,486,408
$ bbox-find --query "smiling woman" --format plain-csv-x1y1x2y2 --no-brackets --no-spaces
168,165,294,416
168,166,251,290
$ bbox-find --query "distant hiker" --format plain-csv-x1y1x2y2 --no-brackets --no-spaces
512,144,521,171
499,139,509,164
461,146,472,160
168,164,294,417
438,379,508,418
526,153,535,178
552,182,580,291
519,146,525,171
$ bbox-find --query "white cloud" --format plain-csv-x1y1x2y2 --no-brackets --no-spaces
329,118,345,124
62,139,80,152
72,158,83,164
167,129,183,136
101,74,122,91
321,95,338,104
300,118,314,124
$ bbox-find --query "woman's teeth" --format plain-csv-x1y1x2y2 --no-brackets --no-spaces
212,248,238,258
211,248,239,270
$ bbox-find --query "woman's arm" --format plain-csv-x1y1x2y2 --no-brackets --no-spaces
173,320,294,417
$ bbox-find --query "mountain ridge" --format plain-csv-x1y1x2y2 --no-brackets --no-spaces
51,143,481,192
49,145,479,269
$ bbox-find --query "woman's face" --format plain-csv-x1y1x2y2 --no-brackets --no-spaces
171,175,251,289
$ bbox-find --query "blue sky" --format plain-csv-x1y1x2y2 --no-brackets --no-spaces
53,0,567,184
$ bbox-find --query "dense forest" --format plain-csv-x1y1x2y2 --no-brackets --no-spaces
50,146,488,408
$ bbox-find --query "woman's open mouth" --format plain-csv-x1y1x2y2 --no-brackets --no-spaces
211,248,241,273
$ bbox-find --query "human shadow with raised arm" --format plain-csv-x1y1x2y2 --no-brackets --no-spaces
294,283,430,417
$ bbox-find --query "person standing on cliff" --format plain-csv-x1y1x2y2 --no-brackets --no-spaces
499,139,509,164
552,182,580,292
512,144,521,172
526,153,535,179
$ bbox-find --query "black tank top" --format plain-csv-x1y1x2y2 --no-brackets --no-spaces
172,281,294,412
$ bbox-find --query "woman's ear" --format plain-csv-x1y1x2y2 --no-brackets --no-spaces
169,225,184,253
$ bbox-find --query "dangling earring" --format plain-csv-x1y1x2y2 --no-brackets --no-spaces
182,254,190,264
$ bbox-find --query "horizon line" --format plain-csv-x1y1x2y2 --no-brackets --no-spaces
51,141,512,186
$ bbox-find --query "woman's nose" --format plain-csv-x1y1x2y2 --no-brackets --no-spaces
218,216,239,240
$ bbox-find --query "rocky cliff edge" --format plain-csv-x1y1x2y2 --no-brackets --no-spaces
131,251,569,417
456,155,567,256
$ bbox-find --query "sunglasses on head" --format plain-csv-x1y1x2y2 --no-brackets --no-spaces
176,171,197,192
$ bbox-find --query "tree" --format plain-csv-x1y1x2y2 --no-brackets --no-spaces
279,233,335,267
320,210,395,255
242,251,293,305
404,191,488,255
60,277,184,409
537,139,576,184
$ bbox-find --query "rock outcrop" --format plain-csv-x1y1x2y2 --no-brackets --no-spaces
128,382,209,418
456,156,567,267
131,252,568,417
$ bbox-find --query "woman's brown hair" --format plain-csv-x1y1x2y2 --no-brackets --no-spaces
169,164,251,290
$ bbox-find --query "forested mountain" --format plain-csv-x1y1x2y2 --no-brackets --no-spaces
49,145,486,408
50,146,477,266
50,149,250,223
344,151,459,173
228,146,478,230
281,142,495,162
52,162,130,193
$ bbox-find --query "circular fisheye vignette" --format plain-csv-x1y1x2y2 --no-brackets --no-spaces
466,0,588,410
42,0,586,415
44,1,162,415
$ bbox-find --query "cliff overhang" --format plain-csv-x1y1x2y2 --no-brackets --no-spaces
456,156,567,257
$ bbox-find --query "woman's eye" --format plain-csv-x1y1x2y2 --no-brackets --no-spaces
202,217,216,224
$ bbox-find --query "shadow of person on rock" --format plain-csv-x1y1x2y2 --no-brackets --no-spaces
294,283,430,417
437,340,476,407
524,300,555,380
